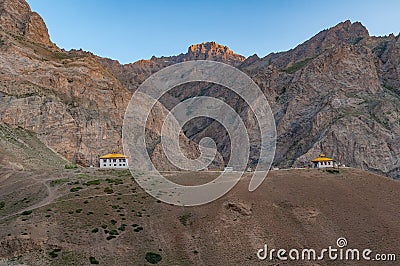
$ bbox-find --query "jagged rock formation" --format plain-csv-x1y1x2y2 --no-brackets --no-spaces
97,41,245,91
1,0,400,178
185,42,245,65
0,0,52,46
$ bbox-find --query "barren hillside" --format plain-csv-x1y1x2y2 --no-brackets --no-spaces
1,130,398,265
1,165,399,265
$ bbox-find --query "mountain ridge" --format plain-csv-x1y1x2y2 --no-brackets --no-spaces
1,0,400,178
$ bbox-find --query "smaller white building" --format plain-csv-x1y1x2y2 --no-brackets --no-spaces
99,153,129,169
224,167,233,172
311,153,334,168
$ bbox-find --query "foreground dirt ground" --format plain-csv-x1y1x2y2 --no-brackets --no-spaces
0,167,399,265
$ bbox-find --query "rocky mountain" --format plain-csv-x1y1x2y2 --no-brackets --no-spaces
1,0,400,178
0,0,131,166
0,0,218,169
97,41,245,91
0,0,52,46
240,21,400,178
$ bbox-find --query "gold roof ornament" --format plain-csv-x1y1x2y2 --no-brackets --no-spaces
311,153,333,162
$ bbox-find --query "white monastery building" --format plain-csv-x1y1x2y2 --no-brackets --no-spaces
311,153,335,168
99,153,129,169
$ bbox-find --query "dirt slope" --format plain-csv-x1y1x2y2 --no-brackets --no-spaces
1,168,399,265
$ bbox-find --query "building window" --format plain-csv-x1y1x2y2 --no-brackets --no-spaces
114,164,116,166
121,159,125,162
103,164,106,167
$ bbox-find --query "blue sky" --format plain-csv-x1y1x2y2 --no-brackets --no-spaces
26,0,400,64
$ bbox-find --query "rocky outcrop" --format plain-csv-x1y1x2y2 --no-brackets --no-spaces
185,41,245,65
0,0,53,46
97,41,245,92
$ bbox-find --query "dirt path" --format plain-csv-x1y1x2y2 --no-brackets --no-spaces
0,170,67,222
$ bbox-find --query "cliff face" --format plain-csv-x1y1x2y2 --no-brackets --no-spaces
0,0,220,167
185,42,245,65
0,0,52,46
0,0,131,165
244,24,400,178
1,0,400,178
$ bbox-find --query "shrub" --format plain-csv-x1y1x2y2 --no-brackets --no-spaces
0,201,4,209
70,187,83,192
325,169,339,174
21,210,32,215
89,256,99,264
118,225,126,231
145,252,162,264
65,164,78,169
178,212,191,226
109,229,119,236
84,180,101,186
106,178,124,185
49,250,58,258
106,235,116,240
50,178,69,187
91,228,99,233
76,209,83,213
104,187,114,194
134,226,143,232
